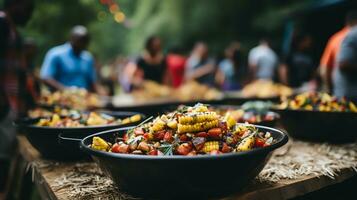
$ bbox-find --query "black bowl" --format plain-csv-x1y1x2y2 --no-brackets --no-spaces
14,111,145,160
80,125,288,198
273,109,357,142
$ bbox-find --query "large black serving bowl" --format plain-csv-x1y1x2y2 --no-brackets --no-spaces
274,109,357,142
80,125,288,198
15,111,145,160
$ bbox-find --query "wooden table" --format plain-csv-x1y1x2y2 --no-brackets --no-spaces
9,135,357,200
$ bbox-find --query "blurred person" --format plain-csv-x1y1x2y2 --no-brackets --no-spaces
166,46,186,88
319,11,357,93
280,33,316,88
248,38,278,81
136,36,167,84
334,26,357,98
185,42,216,86
120,59,144,92
0,0,34,191
23,37,40,103
40,25,99,92
216,42,242,90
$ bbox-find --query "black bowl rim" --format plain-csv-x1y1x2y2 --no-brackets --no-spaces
272,108,357,115
80,124,289,160
15,111,146,131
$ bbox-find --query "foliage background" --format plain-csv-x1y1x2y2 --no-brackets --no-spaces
1,0,319,65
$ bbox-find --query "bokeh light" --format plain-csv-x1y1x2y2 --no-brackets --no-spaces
114,12,126,23
109,4,119,14
97,11,107,21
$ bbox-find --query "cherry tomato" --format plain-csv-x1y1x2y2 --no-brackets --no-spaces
163,132,173,143
221,143,231,153
179,134,189,141
154,131,165,140
255,138,266,147
176,143,192,155
196,132,208,138
112,143,129,153
148,149,158,156
208,128,222,139
143,133,149,140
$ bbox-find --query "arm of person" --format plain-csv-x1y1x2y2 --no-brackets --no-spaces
319,39,335,92
338,32,357,75
185,62,215,81
40,50,65,90
215,62,226,87
278,63,289,85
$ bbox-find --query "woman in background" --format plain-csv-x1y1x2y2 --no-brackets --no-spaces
136,36,167,84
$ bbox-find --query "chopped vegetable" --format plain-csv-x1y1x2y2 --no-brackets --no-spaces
90,103,274,156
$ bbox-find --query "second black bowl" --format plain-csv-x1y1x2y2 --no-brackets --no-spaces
274,109,357,142
15,111,145,160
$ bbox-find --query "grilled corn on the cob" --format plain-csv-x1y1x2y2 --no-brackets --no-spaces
177,119,219,133
236,134,256,151
202,141,219,153
178,112,218,124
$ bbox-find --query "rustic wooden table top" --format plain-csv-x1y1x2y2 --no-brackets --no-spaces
16,135,356,200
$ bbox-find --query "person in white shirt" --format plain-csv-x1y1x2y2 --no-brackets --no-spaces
248,39,278,80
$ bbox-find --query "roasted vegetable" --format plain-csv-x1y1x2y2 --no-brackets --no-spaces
237,134,256,151
202,141,219,153
91,137,109,151
90,103,274,156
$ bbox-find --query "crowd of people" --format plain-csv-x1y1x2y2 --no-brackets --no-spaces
1,0,357,190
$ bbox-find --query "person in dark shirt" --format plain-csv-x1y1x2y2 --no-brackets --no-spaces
136,36,166,83
281,33,316,88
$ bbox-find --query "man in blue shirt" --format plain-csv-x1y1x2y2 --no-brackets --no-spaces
40,25,98,91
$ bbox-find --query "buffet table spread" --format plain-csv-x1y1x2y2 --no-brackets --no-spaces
15,135,357,200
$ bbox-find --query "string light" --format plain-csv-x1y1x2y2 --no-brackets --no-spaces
98,0,126,23
109,4,119,14
114,12,125,23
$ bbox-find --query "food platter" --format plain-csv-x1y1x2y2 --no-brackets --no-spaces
79,125,288,198
15,111,145,160
274,92,357,142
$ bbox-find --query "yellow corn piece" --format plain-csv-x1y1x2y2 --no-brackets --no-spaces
304,105,313,111
150,118,166,132
177,119,219,133
178,112,218,124
91,136,109,151
130,114,141,123
349,102,357,112
224,112,236,129
202,141,219,153
49,114,60,126
167,120,178,129
121,114,142,125
37,119,50,126
87,112,107,126
237,134,256,151
193,105,209,112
